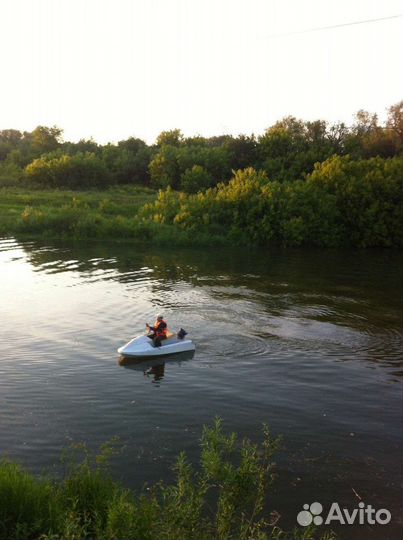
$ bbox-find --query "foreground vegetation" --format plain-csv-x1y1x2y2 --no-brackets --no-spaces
0,420,333,540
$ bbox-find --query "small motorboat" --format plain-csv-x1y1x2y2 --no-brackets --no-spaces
117,329,195,358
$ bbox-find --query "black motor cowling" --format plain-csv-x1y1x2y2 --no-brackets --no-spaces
177,328,188,339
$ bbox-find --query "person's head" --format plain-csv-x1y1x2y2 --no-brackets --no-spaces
156,313,163,321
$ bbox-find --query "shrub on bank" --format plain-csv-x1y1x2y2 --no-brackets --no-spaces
180,165,214,193
149,144,232,192
13,194,222,246
0,161,24,187
141,157,403,248
3,155,401,248
308,155,403,247
25,153,111,189
142,168,344,247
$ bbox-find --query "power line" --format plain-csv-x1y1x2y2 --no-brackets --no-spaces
263,14,403,39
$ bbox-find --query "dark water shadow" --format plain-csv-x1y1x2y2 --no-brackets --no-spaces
118,350,195,384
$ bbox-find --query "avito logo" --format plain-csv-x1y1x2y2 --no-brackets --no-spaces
297,501,391,526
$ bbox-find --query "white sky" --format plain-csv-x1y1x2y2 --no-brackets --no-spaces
0,0,402,144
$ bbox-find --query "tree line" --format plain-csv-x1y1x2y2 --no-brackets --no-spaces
0,101,402,191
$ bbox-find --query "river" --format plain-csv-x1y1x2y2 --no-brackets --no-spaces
0,237,401,539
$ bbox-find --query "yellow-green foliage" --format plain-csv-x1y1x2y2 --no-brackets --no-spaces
1,155,401,248
149,144,231,191
180,164,214,193
25,153,110,189
141,158,403,247
308,156,403,247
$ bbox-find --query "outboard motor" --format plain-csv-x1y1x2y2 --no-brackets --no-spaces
177,328,187,340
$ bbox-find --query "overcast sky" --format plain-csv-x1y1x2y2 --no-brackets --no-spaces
0,0,402,144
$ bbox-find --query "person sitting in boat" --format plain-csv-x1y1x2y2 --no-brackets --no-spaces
146,314,168,347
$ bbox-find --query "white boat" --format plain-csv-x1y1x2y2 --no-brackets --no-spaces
117,331,195,358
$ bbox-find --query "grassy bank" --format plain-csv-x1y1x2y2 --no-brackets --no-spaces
0,186,228,246
0,420,332,540
1,155,401,248
0,185,155,238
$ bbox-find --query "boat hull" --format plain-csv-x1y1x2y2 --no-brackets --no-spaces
117,334,195,358
118,349,195,367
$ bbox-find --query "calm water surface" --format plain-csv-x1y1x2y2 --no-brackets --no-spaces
0,237,402,539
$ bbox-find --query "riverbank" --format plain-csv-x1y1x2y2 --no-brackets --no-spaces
0,186,225,246
0,185,154,238
1,155,402,248
0,420,327,540
0,186,231,247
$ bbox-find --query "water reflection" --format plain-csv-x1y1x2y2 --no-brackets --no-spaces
118,350,195,385
145,363,165,384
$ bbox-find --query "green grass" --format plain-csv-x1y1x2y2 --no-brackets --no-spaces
0,186,229,246
0,185,156,241
0,420,335,540
0,462,59,540
0,185,155,234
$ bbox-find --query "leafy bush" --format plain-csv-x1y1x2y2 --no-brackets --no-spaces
180,165,214,193
0,161,23,187
149,145,181,189
25,153,111,189
308,155,403,247
101,143,152,185
149,144,231,190
141,159,402,247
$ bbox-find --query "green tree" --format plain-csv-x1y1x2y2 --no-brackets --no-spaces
224,134,259,171
0,129,23,160
345,110,397,158
31,125,63,154
308,155,403,247
177,145,231,183
156,129,184,147
149,145,181,188
25,152,110,188
116,137,151,184
258,117,337,182
180,165,214,193
62,138,100,156
386,100,403,153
